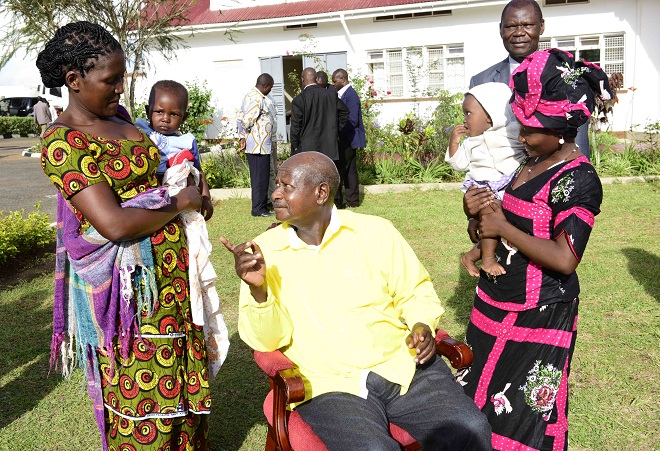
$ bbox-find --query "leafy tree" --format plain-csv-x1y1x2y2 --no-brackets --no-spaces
0,0,220,117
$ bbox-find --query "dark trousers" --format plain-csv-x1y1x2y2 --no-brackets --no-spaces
267,142,278,204
295,356,491,451
337,139,360,207
576,125,590,160
247,153,270,216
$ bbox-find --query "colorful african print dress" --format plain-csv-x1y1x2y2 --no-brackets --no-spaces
458,155,602,451
42,122,211,451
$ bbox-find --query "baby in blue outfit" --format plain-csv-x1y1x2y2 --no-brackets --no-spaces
136,80,213,220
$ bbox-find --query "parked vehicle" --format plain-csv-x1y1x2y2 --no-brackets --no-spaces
5,96,39,116
0,86,67,117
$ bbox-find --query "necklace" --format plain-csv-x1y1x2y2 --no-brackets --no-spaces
520,147,577,185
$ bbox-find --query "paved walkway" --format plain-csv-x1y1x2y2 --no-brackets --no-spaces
0,137,58,220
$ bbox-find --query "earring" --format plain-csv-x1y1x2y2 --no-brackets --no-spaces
558,136,565,145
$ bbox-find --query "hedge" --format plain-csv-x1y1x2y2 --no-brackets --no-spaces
0,205,55,266
0,117,37,136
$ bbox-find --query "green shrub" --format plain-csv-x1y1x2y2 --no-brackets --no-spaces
0,204,55,266
201,151,251,189
0,116,36,136
596,145,660,177
181,80,215,143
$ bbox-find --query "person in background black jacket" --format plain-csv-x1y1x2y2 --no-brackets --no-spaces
290,67,348,162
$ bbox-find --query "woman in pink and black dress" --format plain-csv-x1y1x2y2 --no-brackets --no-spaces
458,49,613,451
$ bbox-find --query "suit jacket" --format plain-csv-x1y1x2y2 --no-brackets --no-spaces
290,84,349,160
338,86,366,150
469,58,510,89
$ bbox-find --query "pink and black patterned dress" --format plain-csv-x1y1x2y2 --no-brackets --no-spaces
458,155,602,451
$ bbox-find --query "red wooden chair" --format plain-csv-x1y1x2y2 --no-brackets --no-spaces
253,330,472,451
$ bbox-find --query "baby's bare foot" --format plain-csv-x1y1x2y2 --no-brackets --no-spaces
461,252,481,277
482,257,506,276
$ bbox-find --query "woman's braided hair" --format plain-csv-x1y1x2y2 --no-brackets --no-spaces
36,21,122,88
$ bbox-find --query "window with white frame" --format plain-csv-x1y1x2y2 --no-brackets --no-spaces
538,33,624,80
544,0,588,5
367,44,464,98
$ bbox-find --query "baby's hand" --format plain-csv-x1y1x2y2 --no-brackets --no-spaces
451,124,468,144
201,196,214,221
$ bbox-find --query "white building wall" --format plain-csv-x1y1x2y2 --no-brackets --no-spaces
143,0,659,139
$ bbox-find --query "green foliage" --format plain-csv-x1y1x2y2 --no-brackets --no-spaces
287,68,302,98
201,151,251,189
0,116,36,135
356,89,464,184
590,123,660,176
590,130,619,166
596,144,660,177
0,204,54,266
180,80,215,143
408,157,456,183
429,90,465,152
641,118,660,149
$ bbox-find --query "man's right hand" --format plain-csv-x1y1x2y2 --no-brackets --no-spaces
220,237,268,303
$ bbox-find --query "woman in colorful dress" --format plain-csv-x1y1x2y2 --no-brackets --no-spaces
38,22,212,450
458,48,613,450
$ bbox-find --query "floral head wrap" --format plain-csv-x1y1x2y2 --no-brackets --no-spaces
510,48,613,136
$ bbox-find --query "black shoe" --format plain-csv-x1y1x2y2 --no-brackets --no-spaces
336,203,347,209
346,203,359,208
252,212,274,217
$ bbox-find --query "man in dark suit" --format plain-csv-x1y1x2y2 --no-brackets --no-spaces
469,0,590,158
469,0,544,88
290,67,349,162
332,69,366,208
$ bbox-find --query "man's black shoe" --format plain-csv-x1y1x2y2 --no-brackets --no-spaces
252,212,275,217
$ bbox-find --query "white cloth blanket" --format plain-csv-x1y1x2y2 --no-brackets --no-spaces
162,161,229,379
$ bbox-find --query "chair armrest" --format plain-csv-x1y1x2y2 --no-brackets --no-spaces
273,367,306,404
254,349,294,377
435,330,473,369
271,367,306,451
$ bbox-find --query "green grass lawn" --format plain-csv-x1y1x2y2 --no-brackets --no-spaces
0,181,658,450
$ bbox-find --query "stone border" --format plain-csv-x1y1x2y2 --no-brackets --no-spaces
3,134,38,139
21,149,41,158
209,176,657,201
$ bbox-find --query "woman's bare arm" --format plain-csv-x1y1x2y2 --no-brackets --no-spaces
69,182,202,241
479,203,579,275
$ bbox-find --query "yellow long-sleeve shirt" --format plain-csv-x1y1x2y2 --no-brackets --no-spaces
238,208,444,407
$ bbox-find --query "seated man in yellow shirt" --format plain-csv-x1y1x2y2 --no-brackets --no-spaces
221,152,490,450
